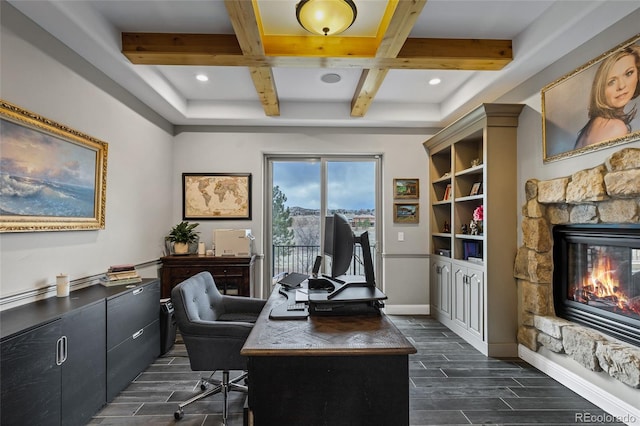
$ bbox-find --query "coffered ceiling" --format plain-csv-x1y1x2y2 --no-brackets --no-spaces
7,0,639,129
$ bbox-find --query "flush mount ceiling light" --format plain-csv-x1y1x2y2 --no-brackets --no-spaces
296,0,357,36
428,78,441,86
195,73,209,82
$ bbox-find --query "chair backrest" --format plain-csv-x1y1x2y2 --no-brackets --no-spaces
172,271,224,324
171,271,250,371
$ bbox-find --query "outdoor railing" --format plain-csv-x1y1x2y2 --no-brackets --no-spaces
272,244,375,277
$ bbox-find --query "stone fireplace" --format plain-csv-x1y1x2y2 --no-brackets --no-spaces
552,224,640,347
515,147,640,390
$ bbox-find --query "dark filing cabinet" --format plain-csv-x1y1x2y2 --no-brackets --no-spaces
106,279,160,401
0,278,160,425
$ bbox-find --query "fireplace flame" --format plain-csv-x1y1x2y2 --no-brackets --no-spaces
572,255,640,316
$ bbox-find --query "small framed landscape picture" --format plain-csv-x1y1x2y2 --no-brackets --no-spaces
470,182,482,196
393,203,419,224
393,178,419,199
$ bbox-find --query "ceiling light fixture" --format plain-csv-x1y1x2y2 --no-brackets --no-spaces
296,0,357,36
429,78,441,86
196,74,209,82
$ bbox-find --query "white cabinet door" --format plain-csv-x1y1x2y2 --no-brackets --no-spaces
432,259,452,319
452,262,484,339
453,265,467,329
466,265,484,340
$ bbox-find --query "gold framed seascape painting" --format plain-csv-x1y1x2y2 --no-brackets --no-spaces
0,100,108,232
542,34,640,163
183,173,252,220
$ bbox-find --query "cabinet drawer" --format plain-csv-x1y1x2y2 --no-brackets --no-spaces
170,266,210,280
210,266,244,277
106,319,160,401
107,281,160,350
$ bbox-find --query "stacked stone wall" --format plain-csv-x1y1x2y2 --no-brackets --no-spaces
515,148,640,388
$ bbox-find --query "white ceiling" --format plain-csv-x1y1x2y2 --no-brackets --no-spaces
7,0,639,129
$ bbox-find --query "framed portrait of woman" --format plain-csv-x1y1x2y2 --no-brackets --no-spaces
542,34,640,163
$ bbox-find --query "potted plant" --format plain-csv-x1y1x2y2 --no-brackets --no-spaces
166,221,200,254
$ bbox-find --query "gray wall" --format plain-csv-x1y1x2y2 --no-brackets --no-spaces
171,130,430,308
0,3,174,301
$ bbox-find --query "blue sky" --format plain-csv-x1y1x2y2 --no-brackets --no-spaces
273,160,375,210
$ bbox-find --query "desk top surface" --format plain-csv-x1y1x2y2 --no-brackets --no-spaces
241,285,416,357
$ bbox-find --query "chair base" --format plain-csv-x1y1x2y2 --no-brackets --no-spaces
174,370,248,424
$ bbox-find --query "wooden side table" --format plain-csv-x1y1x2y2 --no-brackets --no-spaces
160,255,255,298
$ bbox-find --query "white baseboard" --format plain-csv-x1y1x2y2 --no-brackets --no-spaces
384,304,430,315
519,345,640,426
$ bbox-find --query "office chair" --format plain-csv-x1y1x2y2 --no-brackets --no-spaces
171,271,265,423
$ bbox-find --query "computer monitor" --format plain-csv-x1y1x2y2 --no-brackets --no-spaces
358,230,376,287
324,213,355,278
323,213,375,288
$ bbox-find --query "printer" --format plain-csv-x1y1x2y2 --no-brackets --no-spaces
213,229,254,256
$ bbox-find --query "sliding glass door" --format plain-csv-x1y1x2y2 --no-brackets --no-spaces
266,155,380,287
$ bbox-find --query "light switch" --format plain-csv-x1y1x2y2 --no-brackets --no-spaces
398,231,405,241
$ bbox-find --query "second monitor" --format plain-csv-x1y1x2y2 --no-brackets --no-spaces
322,213,379,300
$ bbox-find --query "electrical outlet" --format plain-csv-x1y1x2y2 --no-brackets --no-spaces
398,231,404,241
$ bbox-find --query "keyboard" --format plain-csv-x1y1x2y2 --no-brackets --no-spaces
278,272,309,288
287,302,306,311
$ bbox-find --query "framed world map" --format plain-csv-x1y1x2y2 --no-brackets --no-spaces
182,173,251,220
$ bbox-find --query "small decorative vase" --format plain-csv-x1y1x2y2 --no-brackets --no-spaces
173,242,189,254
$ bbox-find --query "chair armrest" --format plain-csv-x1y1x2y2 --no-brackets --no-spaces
181,319,254,339
222,295,266,314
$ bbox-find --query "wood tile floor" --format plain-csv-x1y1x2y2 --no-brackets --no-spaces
89,315,621,425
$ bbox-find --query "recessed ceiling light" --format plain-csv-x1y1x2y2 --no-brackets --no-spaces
429,78,442,86
321,73,342,84
196,74,209,82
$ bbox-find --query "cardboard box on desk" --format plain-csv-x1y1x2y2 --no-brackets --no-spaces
213,229,254,256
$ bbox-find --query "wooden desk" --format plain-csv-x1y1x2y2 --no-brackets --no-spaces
160,255,255,298
242,286,416,425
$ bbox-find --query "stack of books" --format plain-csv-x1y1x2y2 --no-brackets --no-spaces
100,264,142,287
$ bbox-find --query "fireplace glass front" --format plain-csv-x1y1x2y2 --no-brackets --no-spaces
553,225,640,347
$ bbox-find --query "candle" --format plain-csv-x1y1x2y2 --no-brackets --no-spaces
56,274,69,297
198,241,206,255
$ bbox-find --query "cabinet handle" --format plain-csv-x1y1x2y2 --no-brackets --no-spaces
132,329,144,339
56,336,67,365
62,336,68,364
133,288,143,296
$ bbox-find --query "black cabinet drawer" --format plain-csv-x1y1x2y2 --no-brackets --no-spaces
106,319,160,401
107,281,160,349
